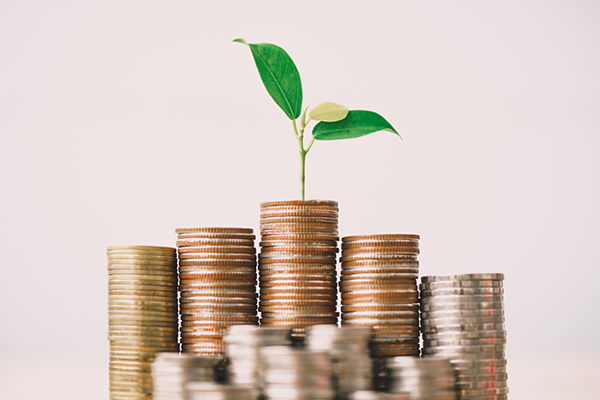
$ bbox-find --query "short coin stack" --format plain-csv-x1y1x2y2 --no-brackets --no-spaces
306,325,373,396
107,245,179,400
151,353,225,400
224,325,293,398
340,235,420,357
176,227,259,356
420,273,508,399
258,200,339,329
260,346,335,400
386,357,457,399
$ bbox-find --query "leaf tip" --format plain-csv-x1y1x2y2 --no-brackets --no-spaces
233,38,248,46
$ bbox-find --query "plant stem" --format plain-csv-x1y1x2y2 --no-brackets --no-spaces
293,119,307,200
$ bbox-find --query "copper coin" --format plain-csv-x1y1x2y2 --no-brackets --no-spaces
342,246,419,256
179,252,256,260
261,199,338,208
260,286,337,295
342,234,419,242
341,240,419,249
341,303,418,313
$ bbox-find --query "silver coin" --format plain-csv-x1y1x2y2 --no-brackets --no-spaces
420,280,503,290
422,308,504,319
420,294,504,304
420,287,504,296
421,301,504,312
422,322,505,333
421,273,504,282
422,315,505,326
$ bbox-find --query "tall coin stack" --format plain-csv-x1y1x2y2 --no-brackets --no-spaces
151,353,225,400
107,245,179,400
260,346,335,400
340,235,420,358
176,227,259,356
386,357,457,399
420,273,508,399
306,325,373,396
258,200,339,330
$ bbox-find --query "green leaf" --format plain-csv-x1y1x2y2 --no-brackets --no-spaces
309,102,349,122
234,39,302,120
312,110,399,140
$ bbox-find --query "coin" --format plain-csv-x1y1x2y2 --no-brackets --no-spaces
422,273,504,283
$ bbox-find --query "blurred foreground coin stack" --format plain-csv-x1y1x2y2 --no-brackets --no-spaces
420,273,508,399
306,325,373,397
386,357,457,400
258,200,339,336
152,353,225,400
260,346,335,400
176,227,259,356
340,235,421,358
107,246,179,400
224,325,293,398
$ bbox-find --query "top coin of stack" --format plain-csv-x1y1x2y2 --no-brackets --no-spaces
258,200,339,330
107,245,179,400
420,273,508,400
340,234,420,358
176,227,259,356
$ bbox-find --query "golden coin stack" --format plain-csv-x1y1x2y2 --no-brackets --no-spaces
176,227,259,356
340,234,420,357
258,200,339,329
107,245,179,400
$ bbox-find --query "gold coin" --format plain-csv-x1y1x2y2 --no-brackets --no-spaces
107,245,175,253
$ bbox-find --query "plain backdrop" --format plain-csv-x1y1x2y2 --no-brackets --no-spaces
1,0,599,398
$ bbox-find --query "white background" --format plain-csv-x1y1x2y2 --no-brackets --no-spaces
1,1,599,398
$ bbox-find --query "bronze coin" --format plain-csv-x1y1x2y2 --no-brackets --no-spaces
342,234,419,242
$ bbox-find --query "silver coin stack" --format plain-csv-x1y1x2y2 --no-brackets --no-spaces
386,357,457,399
259,200,339,330
260,346,335,400
305,325,373,396
420,273,508,399
176,227,259,356
152,353,225,400
187,382,254,400
223,325,293,398
107,245,179,400
340,235,420,358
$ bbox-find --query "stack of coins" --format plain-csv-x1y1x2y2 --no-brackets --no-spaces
386,357,457,399
258,200,339,329
224,325,293,397
260,346,335,400
107,245,179,400
151,353,225,400
340,235,420,357
306,325,373,396
176,227,259,356
420,273,508,399
187,382,254,400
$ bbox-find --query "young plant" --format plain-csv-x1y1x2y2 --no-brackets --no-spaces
234,39,399,200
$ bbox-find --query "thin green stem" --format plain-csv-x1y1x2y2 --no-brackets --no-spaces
293,119,307,200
